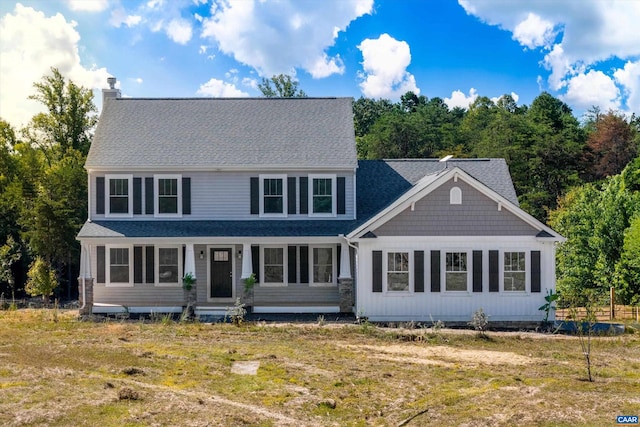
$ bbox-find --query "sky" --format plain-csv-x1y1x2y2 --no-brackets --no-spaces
1,0,639,129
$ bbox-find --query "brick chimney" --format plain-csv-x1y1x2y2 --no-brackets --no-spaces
102,77,121,101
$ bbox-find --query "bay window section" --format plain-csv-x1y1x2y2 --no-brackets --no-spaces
312,247,334,286
504,251,526,291
446,252,467,291
387,252,409,291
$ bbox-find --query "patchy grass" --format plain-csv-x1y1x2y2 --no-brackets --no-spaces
0,310,638,426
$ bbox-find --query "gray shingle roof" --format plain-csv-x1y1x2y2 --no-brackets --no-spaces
86,97,357,170
355,159,519,223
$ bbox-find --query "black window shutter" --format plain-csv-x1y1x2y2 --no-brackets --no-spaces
133,178,142,215
182,177,191,215
489,250,499,292
96,245,105,283
251,245,260,283
287,177,296,215
372,250,382,292
414,251,424,292
288,246,297,283
96,177,105,215
473,250,483,292
299,177,308,214
430,251,440,292
145,245,155,283
133,246,143,283
250,177,259,215
337,177,346,215
300,245,309,283
336,244,342,279
145,177,154,215
531,251,541,293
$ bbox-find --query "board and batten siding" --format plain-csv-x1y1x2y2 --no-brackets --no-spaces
355,237,556,322
89,171,355,220
374,179,537,237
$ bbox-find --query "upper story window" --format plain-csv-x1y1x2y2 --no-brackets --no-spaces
445,252,467,291
105,174,133,217
387,252,409,291
309,174,336,216
260,174,287,216
154,174,182,217
504,251,526,291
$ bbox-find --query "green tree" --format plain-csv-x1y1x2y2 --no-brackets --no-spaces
25,256,58,302
614,216,640,304
22,67,97,163
0,235,21,297
258,74,307,98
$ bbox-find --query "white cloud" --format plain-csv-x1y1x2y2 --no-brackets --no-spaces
357,34,419,99
561,70,620,111
445,88,478,109
242,77,258,90
109,8,142,27
166,17,192,44
0,4,110,127
66,0,109,12
201,0,373,78
458,0,640,113
614,61,640,113
512,13,556,49
196,78,249,97
491,92,520,105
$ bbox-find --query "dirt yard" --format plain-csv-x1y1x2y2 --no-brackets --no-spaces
0,310,638,426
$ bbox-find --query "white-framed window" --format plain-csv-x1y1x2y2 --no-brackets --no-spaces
105,174,133,217
311,246,335,286
387,251,410,292
450,186,462,205
309,174,336,216
504,251,526,291
260,174,287,216
156,246,182,287
154,174,182,217
262,246,286,286
445,252,468,291
106,245,132,287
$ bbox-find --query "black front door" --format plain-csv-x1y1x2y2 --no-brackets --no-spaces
210,248,233,298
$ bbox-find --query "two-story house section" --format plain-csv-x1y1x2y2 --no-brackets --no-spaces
77,80,360,316
78,78,565,323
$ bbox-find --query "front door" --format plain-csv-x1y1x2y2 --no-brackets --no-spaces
210,248,233,298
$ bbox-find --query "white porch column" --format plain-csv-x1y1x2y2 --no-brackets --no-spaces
241,243,253,279
339,242,352,279
184,243,196,278
79,243,92,279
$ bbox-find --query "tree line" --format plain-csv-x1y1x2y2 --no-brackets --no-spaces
0,72,639,306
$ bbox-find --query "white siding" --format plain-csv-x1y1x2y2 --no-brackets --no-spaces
355,236,557,322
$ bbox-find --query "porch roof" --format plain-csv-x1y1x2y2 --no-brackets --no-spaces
77,219,358,239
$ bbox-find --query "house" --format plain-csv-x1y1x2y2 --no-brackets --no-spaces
76,78,564,323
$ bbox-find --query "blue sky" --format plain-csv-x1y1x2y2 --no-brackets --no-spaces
1,0,639,128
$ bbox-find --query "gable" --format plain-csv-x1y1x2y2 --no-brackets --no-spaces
373,179,538,237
